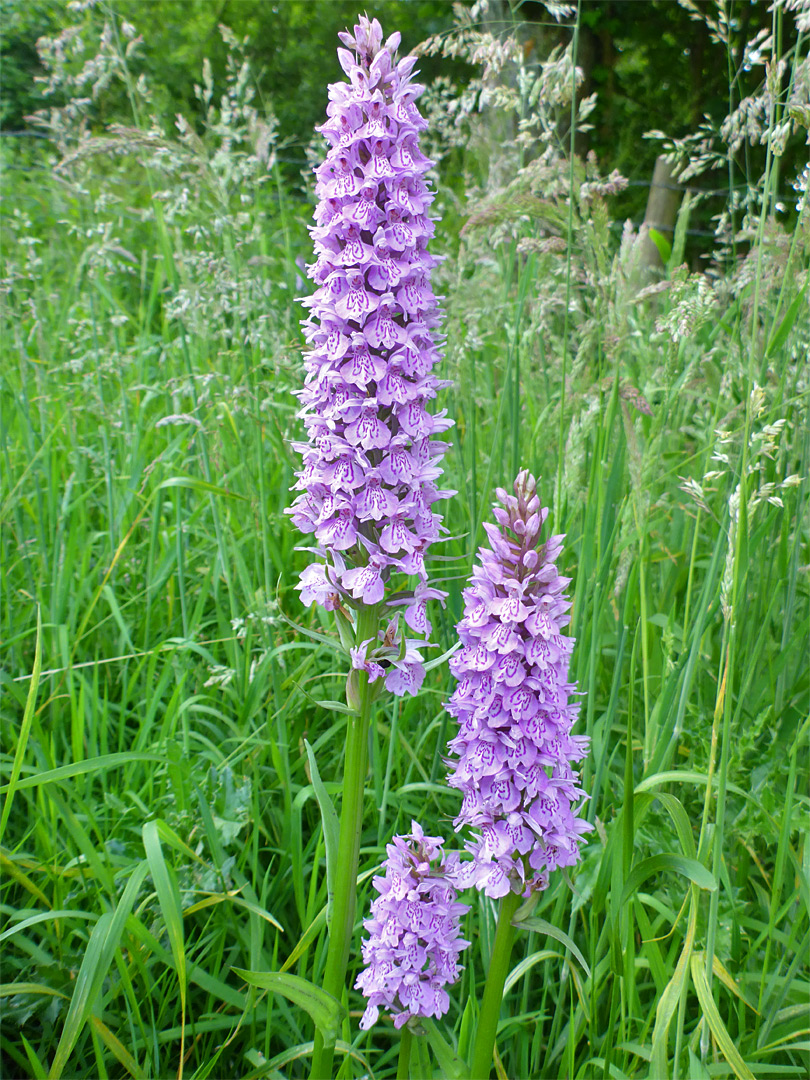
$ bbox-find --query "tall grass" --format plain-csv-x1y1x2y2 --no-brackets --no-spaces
1,3,808,1079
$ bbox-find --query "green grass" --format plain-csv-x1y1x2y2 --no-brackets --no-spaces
1,8,809,1080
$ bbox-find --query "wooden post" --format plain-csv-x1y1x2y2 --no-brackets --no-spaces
635,156,683,277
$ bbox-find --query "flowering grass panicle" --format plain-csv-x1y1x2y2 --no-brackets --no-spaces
286,15,453,693
445,471,592,898
355,821,469,1030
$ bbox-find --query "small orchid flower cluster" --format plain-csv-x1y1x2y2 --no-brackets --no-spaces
287,14,453,695
354,822,470,1031
445,471,592,898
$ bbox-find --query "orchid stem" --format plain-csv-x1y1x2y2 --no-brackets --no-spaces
310,607,379,1080
397,1026,413,1080
412,1031,431,1080
469,889,521,1080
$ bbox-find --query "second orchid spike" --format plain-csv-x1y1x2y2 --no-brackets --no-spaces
445,471,593,898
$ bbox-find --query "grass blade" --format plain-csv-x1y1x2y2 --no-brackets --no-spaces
0,606,41,844
47,861,149,1079
620,854,717,911
304,738,339,928
514,916,592,979
232,969,344,1045
142,820,187,1079
0,752,166,794
690,952,756,1080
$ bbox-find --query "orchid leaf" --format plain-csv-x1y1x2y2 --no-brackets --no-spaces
419,1018,466,1078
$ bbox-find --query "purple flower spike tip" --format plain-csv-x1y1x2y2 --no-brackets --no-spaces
446,471,593,898
355,821,470,1030
286,14,453,673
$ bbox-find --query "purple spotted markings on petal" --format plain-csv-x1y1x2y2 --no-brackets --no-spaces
355,820,469,1029
445,472,593,897
285,14,454,686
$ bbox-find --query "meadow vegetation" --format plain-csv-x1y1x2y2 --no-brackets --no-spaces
1,2,808,1078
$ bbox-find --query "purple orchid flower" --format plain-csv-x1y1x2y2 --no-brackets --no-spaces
355,821,470,1030
445,472,593,898
286,14,453,684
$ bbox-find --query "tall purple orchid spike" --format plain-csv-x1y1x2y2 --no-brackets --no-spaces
445,472,593,898
286,14,453,695
355,821,469,1030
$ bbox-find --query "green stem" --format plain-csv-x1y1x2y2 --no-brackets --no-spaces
397,1027,413,1080
411,1032,431,1080
469,889,522,1080
310,606,379,1080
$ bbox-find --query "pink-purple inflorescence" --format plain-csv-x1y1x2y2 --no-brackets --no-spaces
287,15,452,695
355,821,469,1030
445,472,592,898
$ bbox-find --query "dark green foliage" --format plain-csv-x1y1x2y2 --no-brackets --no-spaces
0,0,61,129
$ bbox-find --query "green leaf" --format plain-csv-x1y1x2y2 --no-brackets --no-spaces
690,953,756,1080
0,606,41,844
670,190,693,269
648,227,672,265
0,910,97,944
312,699,353,715
124,916,246,1011
419,1018,467,1080
277,605,345,656
0,752,167,795
513,916,592,979
147,816,208,868
89,1016,145,1079
649,889,698,1080
406,1015,462,1075
280,906,328,974
636,770,747,799
243,1040,373,1078
232,969,344,1045
304,739,340,929
183,891,284,932
503,949,571,995
142,821,187,1024
100,584,135,652
687,1047,711,1079
48,861,149,1079
648,791,697,861
22,1036,48,1080
457,993,476,1067
620,854,716,911
412,1030,433,1080
423,640,462,672
0,982,69,1001
157,475,246,500
766,277,809,358
333,606,357,653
